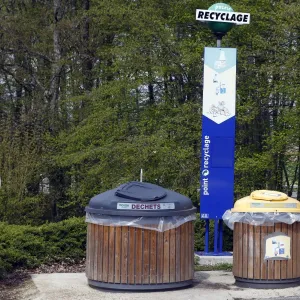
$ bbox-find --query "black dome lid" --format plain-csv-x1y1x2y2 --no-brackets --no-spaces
85,181,196,217
115,181,167,201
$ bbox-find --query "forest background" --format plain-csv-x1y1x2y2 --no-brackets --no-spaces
0,0,300,275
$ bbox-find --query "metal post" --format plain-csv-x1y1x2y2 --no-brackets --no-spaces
215,32,224,48
218,219,223,253
204,219,210,253
140,169,143,182
214,219,219,254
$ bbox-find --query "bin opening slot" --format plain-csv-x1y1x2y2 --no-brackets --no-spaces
115,182,167,201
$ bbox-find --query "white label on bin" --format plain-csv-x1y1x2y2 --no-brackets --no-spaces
264,232,291,260
117,203,175,210
250,203,297,208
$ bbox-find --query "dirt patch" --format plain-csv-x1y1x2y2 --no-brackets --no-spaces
0,270,31,300
0,259,86,299
28,259,86,274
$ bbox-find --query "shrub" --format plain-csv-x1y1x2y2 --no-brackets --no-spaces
0,217,86,278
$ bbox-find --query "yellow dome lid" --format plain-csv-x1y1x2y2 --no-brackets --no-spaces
232,190,300,213
250,190,288,201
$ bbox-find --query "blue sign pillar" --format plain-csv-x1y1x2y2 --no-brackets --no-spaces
196,3,250,255
200,47,237,254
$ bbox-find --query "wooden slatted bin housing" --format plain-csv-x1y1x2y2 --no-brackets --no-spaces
227,190,300,288
85,181,197,290
233,222,300,288
86,222,194,290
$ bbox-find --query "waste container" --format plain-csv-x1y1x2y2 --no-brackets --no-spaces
223,190,300,288
85,181,197,290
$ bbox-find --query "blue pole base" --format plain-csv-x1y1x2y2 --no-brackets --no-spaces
195,251,232,257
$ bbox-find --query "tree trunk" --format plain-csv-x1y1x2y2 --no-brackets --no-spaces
82,0,93,92
49,0,63,130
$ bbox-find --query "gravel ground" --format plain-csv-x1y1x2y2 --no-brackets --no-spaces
5,270,300,300
3,263,300,300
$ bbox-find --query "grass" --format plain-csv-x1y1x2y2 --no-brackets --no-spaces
194,263,233,272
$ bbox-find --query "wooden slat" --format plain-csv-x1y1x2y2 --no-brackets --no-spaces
182,223,187,281
185,223,190,281
253,225,261,279
169,228,176,282
242,223,248,278
280,223,288,280
186,222,191,281
135,228,143,284
237,223,244,277
157,230,164,283
292,223,297,278
191,222,195,279
232,223,236,275
233,223,240,277
97,225,104,281
287,224,293,279
175,225,181,282
260,225,268,280
91,224,96,279
297,223,300,278
121,226,128,284
267,225,274,280
150,227,157,283
163,229,170,283
128,227,136,284
247,224,254,279
189,222,194,280
142,228,150,284
93,225,99,280
85,225,89,277
114,227,121,283
102,226,109,282
274,223,281,280
86,224,92,278
180,223,187,281
108,226,115,283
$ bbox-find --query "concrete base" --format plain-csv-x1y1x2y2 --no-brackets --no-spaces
195,253,233,266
